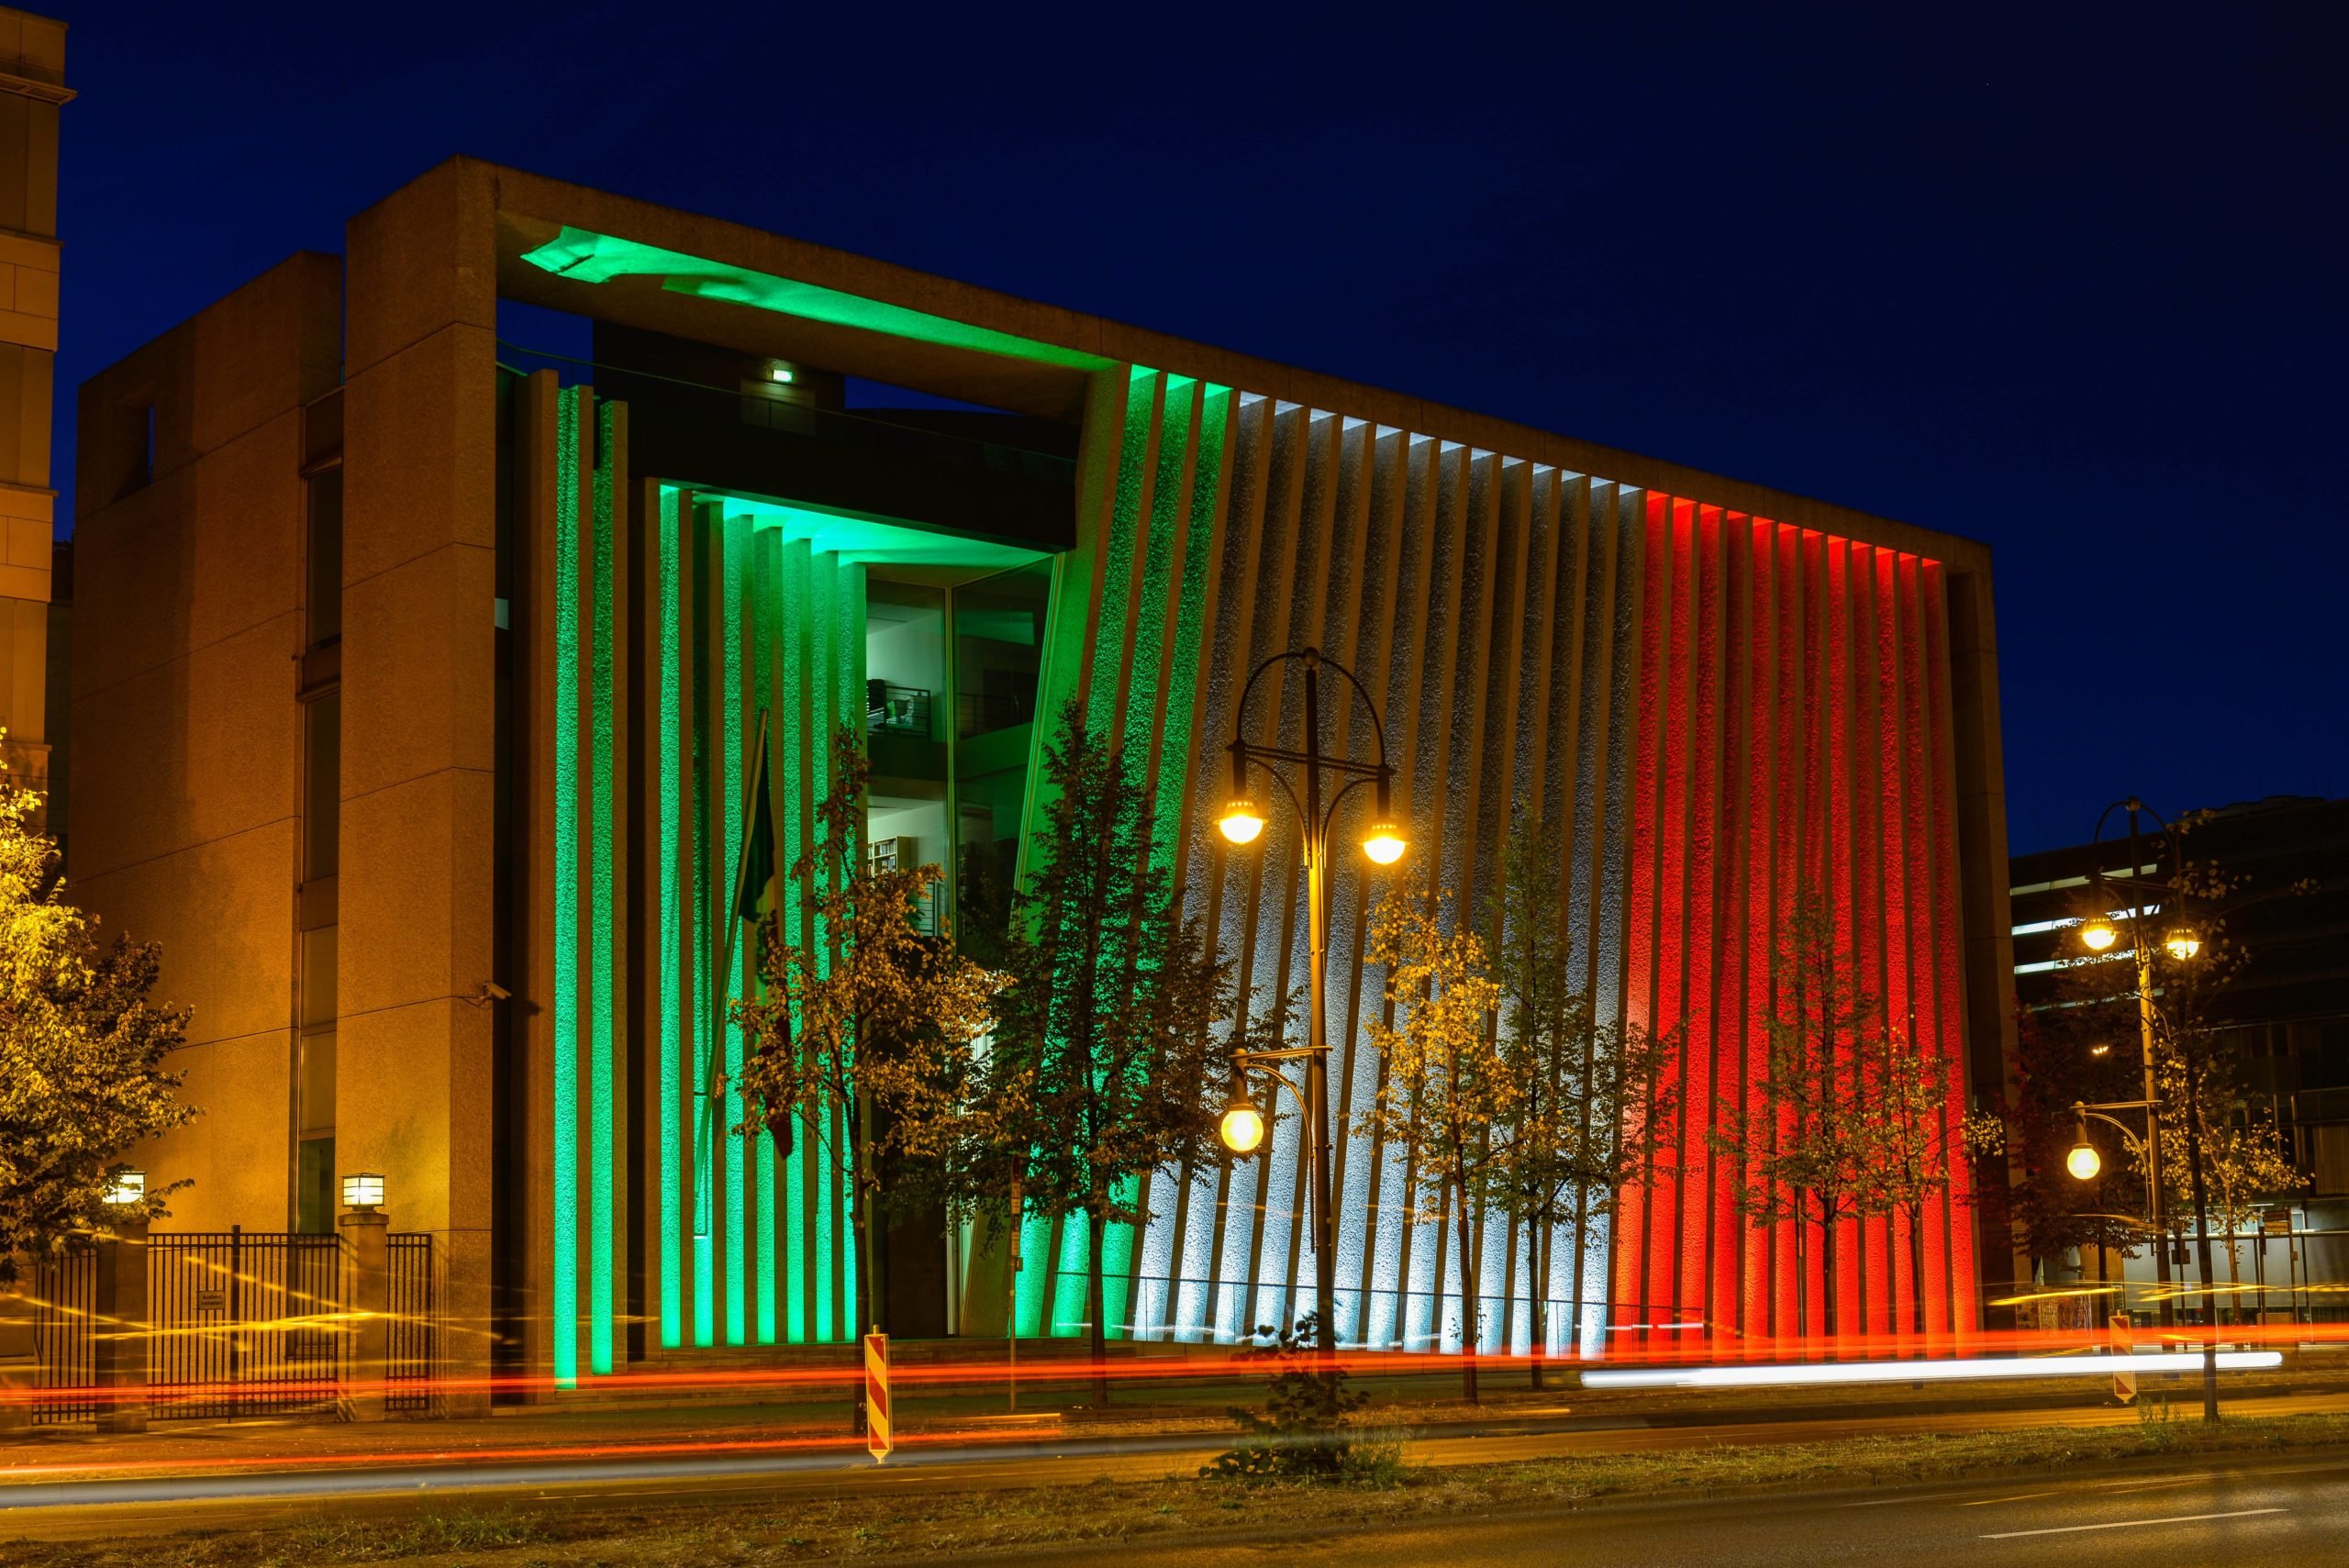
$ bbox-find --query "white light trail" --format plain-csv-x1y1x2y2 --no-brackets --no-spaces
1581,1351,2282,1389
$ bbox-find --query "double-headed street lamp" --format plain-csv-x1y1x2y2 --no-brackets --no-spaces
2067,797,2221,1422
1212,647,1406,1364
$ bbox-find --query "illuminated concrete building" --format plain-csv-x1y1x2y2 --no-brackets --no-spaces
74,159,2016,1398
0,8,65,814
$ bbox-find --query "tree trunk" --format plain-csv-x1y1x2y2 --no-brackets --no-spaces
1569,1181,1589,1372
1456,1173,1480,1405
1531,1216,1548,1392
850,1106,875,1435
1821,1214,1839,1353
1087,1210,1109,1409
1793,1213,1809,1360
1909,1207,1927,1339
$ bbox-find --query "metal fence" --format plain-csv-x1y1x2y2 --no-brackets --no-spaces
386,1233,434,1413
27,1248,100,1426
17,1228,438,1427
147,1229,347,1420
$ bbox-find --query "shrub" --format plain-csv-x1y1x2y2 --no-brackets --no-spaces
1199,1311,1401,1486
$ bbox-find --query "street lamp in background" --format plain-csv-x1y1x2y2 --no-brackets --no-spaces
2073,797,2220,1422
1214,646,1406,1365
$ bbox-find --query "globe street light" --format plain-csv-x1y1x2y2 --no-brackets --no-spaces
1219,1093,1266,1157
1214,645,1405,1363
2065,1140,2102,1182
1217,796,1266,847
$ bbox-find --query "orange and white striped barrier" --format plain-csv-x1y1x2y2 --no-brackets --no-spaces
863,1329,891,1462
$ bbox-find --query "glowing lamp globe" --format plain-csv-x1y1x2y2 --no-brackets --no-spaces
2079,917,2119,953
342,1172,386,1211
2065,1141,2102,1182
2164,926,2202,962
1219,1102,1266,1155
1361,820,1408,865
103,1170,145,1207
1218,797,1266,846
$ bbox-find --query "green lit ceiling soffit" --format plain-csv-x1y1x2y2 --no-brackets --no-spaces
708,493,1052,574
520,226,1111,372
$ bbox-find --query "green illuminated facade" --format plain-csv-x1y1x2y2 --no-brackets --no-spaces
76,160,2017,1404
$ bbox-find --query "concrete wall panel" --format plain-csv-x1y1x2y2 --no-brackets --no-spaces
75,819,297,1079
339,542,495,799
70,418,302,703
337,767,493,1020
67,613,297,882
132,1027,295,1234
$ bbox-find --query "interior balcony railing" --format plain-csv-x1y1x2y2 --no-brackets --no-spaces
867,682,933,739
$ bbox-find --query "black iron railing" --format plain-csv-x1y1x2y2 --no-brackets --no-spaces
386,1233,435,1413
28,1248,99,1426
147,1229,346,1420
867,681,933,738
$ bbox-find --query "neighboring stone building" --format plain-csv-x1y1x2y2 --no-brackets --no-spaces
72,158,2016,1403
2009,794,2349,1309
0,7,64,813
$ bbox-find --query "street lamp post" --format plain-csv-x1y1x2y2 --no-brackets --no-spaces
2073,797,2220,1422
1213,647,1406,1366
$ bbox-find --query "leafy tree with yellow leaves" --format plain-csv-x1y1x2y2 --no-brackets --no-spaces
1358,886,1508,1404
734,726,998,1355
0,744,195,1281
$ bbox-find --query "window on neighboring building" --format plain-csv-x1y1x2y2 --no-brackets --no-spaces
295,395,343,1232
306,468,342,647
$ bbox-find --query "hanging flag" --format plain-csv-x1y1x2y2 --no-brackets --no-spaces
703,708,785,1172
732,707,778,926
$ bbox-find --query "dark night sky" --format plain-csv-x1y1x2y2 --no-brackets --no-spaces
43,2,2347,853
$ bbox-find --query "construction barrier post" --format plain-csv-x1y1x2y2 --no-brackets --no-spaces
864,1329,891,1462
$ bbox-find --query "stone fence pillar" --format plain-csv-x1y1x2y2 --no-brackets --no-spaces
96,1222,149,1432
340,1207,390,1422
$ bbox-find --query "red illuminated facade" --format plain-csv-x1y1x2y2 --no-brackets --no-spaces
1616,499,1982,1353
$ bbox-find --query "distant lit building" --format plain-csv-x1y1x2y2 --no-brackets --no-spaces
2009,794,2349,1307
73,160,2016,1401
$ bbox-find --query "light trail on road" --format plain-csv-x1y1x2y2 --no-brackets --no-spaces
5,1385,2349,1543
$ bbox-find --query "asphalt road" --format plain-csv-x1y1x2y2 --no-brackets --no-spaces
4,1388,2348,1547
1009,1456,2349,1565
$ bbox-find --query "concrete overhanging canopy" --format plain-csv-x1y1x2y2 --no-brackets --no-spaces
496,214,1104,421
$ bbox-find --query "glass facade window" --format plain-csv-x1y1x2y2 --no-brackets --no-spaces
306,467,342,647
297,428,342,1234
952,559,1048,740
303,691,340,883
950,559,1049,965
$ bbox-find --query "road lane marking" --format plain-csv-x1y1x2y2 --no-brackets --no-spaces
1956,1491,2058,1507
1981,1507,2288,1539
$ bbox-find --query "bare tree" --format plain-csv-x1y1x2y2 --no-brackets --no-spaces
1484,821,1677,1385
